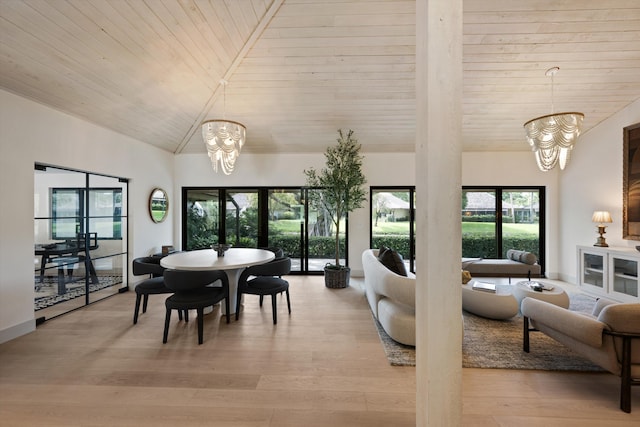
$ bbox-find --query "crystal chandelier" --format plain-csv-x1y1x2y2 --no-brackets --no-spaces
523,67,584,171
201,80,246,175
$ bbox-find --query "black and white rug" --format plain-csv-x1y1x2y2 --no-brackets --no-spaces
34,276,123,310
375,292,605,371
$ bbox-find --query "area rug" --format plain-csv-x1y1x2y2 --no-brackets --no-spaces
373,316,416,366
374,292,606,371
34,275,123,310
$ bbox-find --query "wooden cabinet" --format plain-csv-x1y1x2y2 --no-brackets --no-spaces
577,246,639,302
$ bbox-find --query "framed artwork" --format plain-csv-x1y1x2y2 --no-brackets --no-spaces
623,122,640,240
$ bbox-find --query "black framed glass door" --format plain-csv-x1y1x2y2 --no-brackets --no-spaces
34,164,128,320
183,187,344,274
267,189,305,272
370,187,416,273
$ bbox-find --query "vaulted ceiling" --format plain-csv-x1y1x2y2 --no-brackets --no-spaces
1,0,639,155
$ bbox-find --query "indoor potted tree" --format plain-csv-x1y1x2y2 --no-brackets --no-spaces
304,129,367,288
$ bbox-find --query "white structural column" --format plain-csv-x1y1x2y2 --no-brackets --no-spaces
415,0,463,425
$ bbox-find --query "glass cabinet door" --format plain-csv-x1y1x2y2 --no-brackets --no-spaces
611,256,639,298
582,252,605,290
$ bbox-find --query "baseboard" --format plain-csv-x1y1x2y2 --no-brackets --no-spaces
350,269,364,278
0,318,35,344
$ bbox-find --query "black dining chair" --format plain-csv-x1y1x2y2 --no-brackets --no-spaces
259,246,285,258
132,256,171,324
163,269,230,345
236,257,291,324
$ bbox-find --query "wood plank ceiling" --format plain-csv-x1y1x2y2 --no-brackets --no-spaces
1,0,639,154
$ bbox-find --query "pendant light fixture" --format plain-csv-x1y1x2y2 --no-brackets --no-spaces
201,80,246,175
523,67,584,171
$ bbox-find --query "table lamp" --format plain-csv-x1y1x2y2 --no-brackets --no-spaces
592,211,612,247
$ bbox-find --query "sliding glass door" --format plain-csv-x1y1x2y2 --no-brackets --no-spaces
267,189,305,272
183,187,346,274
86,174,127,304
501,189,541,258
461,189,498,258
34,164,128,320
185,189,220,250
226,190,259,248
370,187,416,273
462,186,544,271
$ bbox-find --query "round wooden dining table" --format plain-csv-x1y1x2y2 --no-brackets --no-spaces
160,248,275,315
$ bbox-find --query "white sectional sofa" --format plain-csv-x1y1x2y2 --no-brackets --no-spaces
362,248,416,346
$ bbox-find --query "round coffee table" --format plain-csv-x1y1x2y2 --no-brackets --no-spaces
461,281,519,320
513,280,569,309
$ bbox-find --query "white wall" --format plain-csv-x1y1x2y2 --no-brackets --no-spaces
0,89,174,343
559,99,640,284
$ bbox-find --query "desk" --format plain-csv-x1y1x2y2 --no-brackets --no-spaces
35,240,99,293
160,248,275,314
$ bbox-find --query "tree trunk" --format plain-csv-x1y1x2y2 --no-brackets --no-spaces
334,218,340,267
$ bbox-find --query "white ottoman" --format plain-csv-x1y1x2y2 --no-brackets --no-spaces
461,281,519,320
513,280,569,309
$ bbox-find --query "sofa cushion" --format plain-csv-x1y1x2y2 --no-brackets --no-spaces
506,249,537,265
377,247,408,276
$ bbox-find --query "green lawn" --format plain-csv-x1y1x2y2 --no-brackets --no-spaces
372,221,410,235
462,222,538,236
269,219,538,237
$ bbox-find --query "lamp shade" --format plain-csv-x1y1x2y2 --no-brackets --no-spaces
592,211,612,224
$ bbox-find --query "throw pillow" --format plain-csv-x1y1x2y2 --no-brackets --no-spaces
506,249,537,265
377,245,390,258
462,270,472,284
377,248,408,276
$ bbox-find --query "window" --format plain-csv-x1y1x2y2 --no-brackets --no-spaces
182,187,351,274
51,188,122,239
51,189,80,239
462,186,545,272
370,187,416,272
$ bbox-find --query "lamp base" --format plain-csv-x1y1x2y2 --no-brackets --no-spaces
594,238,609,247
594,225,608,247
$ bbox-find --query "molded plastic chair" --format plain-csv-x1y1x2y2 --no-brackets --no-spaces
236,257,291,324
132,256,170,324
163,269,230,345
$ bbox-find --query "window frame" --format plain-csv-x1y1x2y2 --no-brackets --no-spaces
462,185,545,274
50,187,123,240
369,186,416,273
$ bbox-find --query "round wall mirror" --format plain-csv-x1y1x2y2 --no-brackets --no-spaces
149,188,169,223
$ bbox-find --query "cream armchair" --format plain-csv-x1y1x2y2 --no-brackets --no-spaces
522,297,640,413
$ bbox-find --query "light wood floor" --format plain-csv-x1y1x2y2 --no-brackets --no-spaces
1,276,638,426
